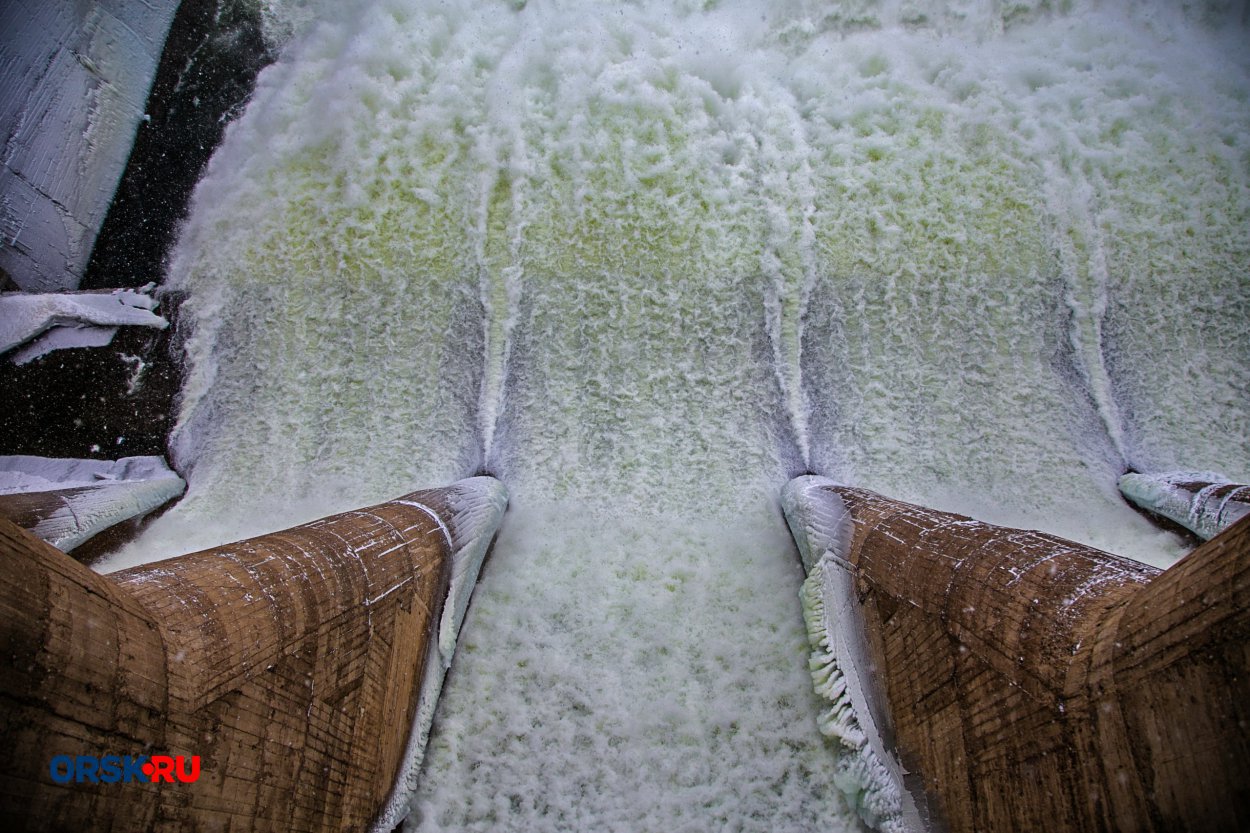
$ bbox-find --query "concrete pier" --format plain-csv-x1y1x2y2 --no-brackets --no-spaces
0,477,507,832
784,476,1250,833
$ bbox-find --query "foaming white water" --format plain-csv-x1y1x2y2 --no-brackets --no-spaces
102,0,1249,828
412,500,850,831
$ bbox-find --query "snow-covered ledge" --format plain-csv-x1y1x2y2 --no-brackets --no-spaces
0,455,185,552
0,284,168,364
1120,470,1250,541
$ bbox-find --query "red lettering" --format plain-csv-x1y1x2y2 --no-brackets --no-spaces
148,755,175,783
174,756,201,784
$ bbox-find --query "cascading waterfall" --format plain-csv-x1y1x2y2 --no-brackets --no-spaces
1046,161,1129,464
99,0,1249,829
473,166,524,468
758,93,820,470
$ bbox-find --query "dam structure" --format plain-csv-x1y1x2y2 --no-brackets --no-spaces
2,0,1248,830
0,478,508,832
783,476,1250,832
0,0,181,291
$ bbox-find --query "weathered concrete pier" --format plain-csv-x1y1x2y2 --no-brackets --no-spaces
784,475,1250,833
0,476,506,832
1120,470,1250,541
0,0,181,291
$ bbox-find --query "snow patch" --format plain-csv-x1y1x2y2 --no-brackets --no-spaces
0,454,185,551
0,284,167,364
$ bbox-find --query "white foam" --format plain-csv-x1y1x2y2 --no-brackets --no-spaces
408,498,853,831
113,0,1250,827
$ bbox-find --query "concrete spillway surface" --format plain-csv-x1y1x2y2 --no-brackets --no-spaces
42,0,1250,830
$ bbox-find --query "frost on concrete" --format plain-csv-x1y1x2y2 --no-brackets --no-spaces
0,454,185,551
0,284,167,363
373,475,508,833
783,475,918,833
435,476,511,667
1119,471,1250,541
0,0,180,290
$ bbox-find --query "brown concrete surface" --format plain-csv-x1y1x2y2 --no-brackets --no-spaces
796,483,1249,832
0,482,499,831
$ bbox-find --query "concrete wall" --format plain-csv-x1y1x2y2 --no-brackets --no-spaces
1,0,181,291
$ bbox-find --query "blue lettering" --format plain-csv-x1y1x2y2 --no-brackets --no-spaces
74,756,99,783
122,756,148,783
98,756,122,783
48,755,73,784
48,753,167,784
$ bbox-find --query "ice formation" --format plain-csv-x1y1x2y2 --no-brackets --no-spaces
0,284,167,364
374,475,509,833
784,476,917,833
1120,471,1250,541
0,454,184,551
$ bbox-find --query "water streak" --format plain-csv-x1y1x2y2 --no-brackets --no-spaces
102,1,1250,829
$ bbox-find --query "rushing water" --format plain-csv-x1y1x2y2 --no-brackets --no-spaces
102,0,1250,829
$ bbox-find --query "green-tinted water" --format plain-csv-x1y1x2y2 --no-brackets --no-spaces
106,1,1250,829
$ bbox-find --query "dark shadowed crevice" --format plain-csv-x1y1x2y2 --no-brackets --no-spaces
84,0,274,290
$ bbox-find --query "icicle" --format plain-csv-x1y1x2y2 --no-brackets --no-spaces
798,569,902,829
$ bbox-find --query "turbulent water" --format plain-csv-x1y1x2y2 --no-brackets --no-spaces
102,0,1250,829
